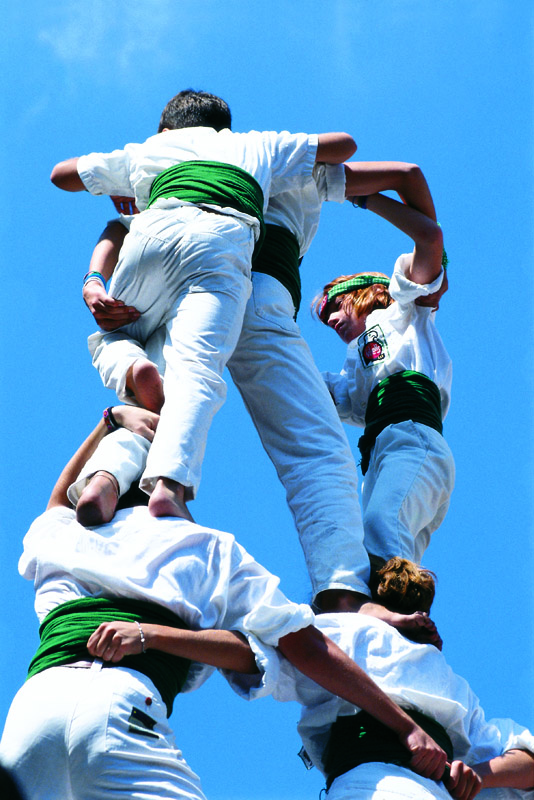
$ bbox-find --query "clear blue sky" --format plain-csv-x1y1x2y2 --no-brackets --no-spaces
1,2,533,798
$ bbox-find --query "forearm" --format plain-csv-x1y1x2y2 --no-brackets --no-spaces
47,420,109,509
145,627,259,674
279,627,414,736
474,749,534,790
88,220,128,282
50,157,85,191
316,133,357,164
345,162,436,220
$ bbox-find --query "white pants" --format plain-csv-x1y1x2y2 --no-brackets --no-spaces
67,429,150,505
0,665,206,800
88,273,370,599
106,205,255,496
362,421,455,564
328,762,450,800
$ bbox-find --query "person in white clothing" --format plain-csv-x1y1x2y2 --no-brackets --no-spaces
51,89,356,521
79,160,441,608
316,186,454,568
0,410,447,800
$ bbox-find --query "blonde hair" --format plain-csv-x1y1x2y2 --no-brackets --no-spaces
314,272,393,324
370,557,436,614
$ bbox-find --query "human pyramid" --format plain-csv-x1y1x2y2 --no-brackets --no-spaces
1,90,533,800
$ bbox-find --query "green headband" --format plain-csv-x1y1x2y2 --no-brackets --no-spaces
319,275,390,319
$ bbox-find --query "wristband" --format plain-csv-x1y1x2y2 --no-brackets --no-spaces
83,271,106,288
135,621,147,654
103,407,120,432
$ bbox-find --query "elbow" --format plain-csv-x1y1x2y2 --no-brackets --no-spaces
340,133,357,160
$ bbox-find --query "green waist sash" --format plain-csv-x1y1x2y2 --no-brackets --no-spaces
358,370,443,475
323,708,454,790
28,597,191,717
147,159,265,252
253,224,301,316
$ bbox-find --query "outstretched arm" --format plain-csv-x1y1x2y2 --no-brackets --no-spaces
344,161,437,221
278,626,447,780
474,749,534,791
46,407,159,509
365,192,444,287
317,133,357,164
50,157,85,191
87,622,259,674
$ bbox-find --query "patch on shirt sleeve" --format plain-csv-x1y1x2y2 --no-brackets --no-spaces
358,324,389,368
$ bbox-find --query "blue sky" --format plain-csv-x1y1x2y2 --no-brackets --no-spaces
2,2,533,798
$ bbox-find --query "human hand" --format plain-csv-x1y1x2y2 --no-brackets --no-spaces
443,761,482,800
111,406,159,442
83,280,141,331
87,621,145,662
110,195,139,215
403,725,447,780
415,270,449,311
392,611,443,650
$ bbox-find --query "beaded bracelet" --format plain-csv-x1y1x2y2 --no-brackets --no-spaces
103,407,120,432
135,621,147,654
83,271,106,288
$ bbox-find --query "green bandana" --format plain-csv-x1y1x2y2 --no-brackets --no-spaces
319,275,390,320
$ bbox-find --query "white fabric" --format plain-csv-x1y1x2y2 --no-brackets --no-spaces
323,253,452,426
323,254,454,563
77,126,318,221
0,665,207,800
273,613,534,800
79,130,317,497
86,164,372,598
0,506,314,798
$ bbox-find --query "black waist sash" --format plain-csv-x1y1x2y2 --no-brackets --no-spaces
28,597,191,717
323,708,454,790
253,224,301,316
358,370,443,475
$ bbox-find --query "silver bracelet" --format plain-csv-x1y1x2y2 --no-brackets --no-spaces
135,620,146,654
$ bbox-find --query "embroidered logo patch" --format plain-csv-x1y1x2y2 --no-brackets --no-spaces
358,324,389,367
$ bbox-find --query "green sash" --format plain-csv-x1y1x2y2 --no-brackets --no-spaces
253,224,301,316
28,597,191,717
358,370,443,475
147,160,265,252
323,708,454,790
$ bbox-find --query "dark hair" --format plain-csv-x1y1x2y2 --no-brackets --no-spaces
158,90,232,133
116,480,149,510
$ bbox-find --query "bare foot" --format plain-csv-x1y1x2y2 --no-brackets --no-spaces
148,477,194,521
77,471,120,527
126,359,164,413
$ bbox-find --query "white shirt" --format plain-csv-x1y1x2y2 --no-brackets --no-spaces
265,162,346,256
20,505,314,697
77,127,318,218
272,613,534,789
324,254,452,426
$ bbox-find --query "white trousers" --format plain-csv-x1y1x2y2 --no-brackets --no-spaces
0,665,206,800
328,762,451,800
87,273,370,598
362,421,455,564
106,205,255,496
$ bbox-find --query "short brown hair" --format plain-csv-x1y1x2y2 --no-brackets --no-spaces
370,556,436,614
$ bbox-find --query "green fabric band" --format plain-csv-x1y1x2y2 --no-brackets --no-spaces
358,370,443,475
253,224,301,316
327,275,390,302
147,160,265,252
323,708,454,790
27,597,191,717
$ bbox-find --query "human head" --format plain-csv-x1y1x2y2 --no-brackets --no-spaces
369,556,436,614
158,89,232,133
315,272,392,327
